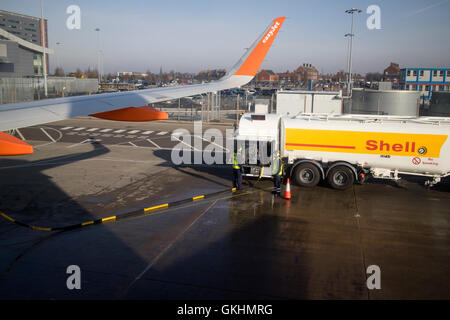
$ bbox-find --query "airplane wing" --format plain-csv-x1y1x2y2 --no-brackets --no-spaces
0,17,285,155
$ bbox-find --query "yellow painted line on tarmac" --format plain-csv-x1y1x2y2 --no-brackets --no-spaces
137,187,273,221
101,216,116,223
144,203,169,212
0,186,265,232
0,211,15,222
31,226,52,231
117,188,272,228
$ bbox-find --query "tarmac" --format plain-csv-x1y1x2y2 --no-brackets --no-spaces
0,117,449,299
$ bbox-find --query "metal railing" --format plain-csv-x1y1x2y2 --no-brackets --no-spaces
0,77,98,104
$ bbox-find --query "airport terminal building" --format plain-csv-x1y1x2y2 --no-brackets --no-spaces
0,9,51,78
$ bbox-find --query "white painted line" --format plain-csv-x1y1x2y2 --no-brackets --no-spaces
60,127,73,130
113,129,126,133
128,141,138,147
67,138,101,148
193,134,229,152
156,131,168,135
171,131,183,137
87,128,99,132
146,138,161,149
100,128,113,132
15,129,26,141
111,144,171,151
141,130,153,135
127,130,140,134
171,135,200,151
40,128,56,142
74,127,86,131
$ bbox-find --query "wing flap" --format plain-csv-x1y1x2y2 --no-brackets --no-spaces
90,106,168,121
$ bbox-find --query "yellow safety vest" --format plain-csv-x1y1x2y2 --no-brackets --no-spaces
278,161,284,176
233,153,240,170
272,156,284,176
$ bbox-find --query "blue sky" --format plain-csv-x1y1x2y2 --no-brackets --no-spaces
3,0,450,75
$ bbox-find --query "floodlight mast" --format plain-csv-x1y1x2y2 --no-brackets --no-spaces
345,8,361,98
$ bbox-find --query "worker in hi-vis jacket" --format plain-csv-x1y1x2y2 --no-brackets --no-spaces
232,146,243,190
272,152,284,196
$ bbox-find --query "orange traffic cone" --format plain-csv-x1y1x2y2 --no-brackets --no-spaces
284,178,291,200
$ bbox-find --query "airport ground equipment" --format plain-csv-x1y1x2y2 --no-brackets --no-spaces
234,113,450,190
276,90,343,116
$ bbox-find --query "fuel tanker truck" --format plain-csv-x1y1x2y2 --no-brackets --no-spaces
233,113,450,190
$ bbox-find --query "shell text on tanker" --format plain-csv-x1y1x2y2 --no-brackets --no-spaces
366,140,416,153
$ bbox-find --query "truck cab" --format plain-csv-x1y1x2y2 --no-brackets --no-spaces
234,113,282,178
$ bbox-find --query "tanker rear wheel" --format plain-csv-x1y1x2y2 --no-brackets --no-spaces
327,166,355,190
294,163,321,188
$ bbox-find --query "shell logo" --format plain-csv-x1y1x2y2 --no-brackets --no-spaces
418,146,427,155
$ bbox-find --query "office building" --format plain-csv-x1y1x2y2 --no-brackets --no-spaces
0,9,52,77
400,67,450,99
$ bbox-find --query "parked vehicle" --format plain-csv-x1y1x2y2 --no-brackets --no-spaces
234,113,450,189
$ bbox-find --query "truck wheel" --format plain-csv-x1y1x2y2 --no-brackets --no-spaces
294,163,321,187
327,166,355,190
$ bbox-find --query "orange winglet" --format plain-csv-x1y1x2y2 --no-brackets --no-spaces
0,132,33,156
89,106,168,122
234,16,286,77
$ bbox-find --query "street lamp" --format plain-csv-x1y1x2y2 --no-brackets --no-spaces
55,41,61,70
345,8,361,97
40,0,48,97
95,28,102,83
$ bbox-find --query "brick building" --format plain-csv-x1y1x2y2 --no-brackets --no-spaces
294,63,318,82
383,62,400,82
256,69,275,81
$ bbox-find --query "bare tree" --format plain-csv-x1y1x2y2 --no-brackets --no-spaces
85,67,99,79
74,68,83,78
365,72,383,82
54,67,65,77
